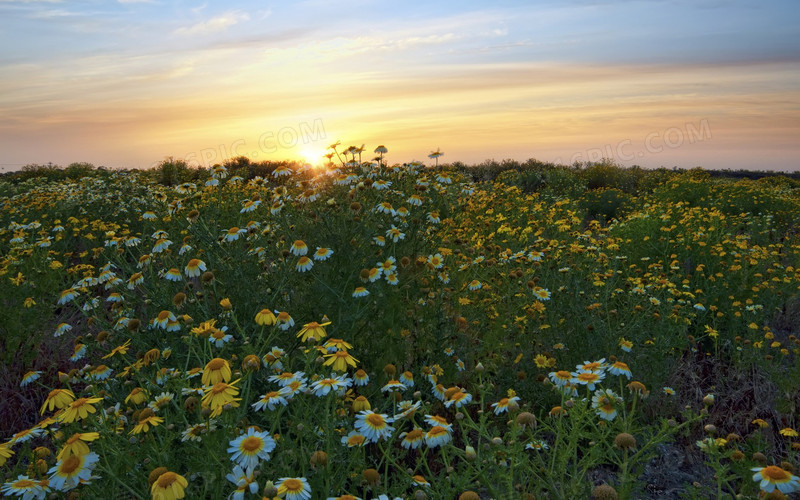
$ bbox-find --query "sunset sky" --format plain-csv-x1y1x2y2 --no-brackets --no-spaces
1,0,798,172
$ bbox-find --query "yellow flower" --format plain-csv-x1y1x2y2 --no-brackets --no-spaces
0,441,14,467
58,397,103,424
323,350,359,372
190,319,220,338
151,471,188,500
780,428,798,437
255,309,277,326
102,339,132,359
324,338,353,350
297,321,331,342
131,410,164,435
57,432,99,460
40,388,75,415
125,387,148,406
202,358,231,386
533,354,549,368
202,380,241,417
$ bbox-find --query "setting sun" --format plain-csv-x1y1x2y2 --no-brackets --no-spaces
0,1,796,172
298,146,329,167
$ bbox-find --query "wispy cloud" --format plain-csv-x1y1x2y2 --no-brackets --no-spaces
0,0,797,170
174,10,250,36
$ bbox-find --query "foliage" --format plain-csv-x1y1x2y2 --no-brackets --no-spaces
1,152,799,499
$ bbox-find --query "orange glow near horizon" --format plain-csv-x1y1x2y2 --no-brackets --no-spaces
0,2,798,172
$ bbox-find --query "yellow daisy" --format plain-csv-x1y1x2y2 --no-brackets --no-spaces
151,471,188,500
202,358,231,386
323,350,359,372
58,397,102,424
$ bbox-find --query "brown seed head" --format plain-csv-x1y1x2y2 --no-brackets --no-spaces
592,484,618,500
458,493,481,500
516,412,536,430
614,433,637,450
362,468,381,486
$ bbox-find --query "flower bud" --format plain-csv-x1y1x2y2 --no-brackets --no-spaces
263,481,278,497
310,451,328,468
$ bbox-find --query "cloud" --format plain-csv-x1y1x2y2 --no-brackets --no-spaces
174,10,250,36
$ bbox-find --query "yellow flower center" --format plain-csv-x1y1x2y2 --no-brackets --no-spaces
71,398,89,408
283,478,302,491
628,381,647,392
206,358,225,370
429,426,447,436
763,465,790,481
211,382,228,394
405,429,424,440
241,436,262,452
60,455,81,474
156,472,178,488
366,414,385,427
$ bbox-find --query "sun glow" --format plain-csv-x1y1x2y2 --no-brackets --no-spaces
298,146,329,167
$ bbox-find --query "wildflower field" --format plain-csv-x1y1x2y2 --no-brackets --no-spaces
1,148,800,499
